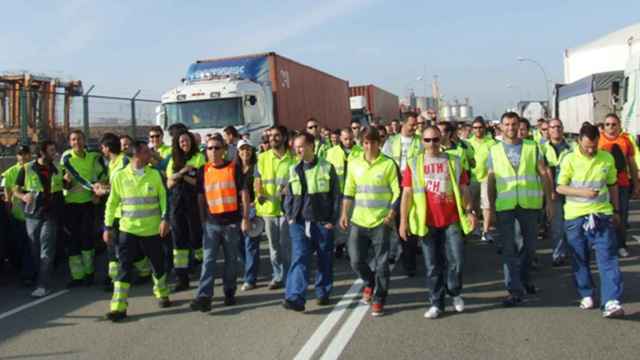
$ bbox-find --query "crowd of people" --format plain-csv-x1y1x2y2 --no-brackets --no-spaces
0,110,636,321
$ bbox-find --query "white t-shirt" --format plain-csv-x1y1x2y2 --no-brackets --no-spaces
400,135,413,171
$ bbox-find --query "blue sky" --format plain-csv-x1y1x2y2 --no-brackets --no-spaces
2,0,639,118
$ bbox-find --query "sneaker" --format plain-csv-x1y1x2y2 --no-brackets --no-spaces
618,248,629,258
579,296,594,310
30,287,51,298
105,311,127,322
241,283,256,291
361,287,373,304
67,279,84,288
282,299,305,312
502,294,522,308
424,306,442,319
371,302,384,317
481,232,494,243
452,296,465,313
224,293,236,306
268,280,283,290
189,297,212,312
158,297,172,308
316,296,330,306
602,300,624,318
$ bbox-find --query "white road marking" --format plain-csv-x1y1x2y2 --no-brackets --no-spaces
633,235,640,245
293,279,363,360
0,290,69,321
319,299,370,360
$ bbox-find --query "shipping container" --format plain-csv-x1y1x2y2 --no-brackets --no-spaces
349,85,399,124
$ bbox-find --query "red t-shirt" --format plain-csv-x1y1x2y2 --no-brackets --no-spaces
402,155,469,228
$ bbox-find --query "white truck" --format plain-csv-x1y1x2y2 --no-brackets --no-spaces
158,52,350,145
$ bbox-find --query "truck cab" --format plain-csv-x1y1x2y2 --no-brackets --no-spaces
158,71,274,146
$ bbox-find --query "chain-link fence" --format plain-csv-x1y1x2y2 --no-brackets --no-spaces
0,87,160,154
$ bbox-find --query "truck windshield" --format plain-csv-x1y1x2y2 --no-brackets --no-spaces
164,98,244,129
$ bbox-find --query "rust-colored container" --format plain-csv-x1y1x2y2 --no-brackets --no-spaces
350,85,400,123
267,53,350,131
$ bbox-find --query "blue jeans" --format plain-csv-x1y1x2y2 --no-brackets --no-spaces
421,223,464,310
196,221,241,299
285,220,334,306
550,197,568,260
239,234,260,285
25,217,58,289
496,207,539,296
565,215,623,304
348,223,391,303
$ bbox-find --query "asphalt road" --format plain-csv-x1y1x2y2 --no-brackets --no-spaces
1,210,640,360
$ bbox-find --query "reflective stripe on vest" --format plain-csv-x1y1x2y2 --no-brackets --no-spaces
289,159,332,195
490,140,543,211
204,162,238,214
122,196,158,205
565,180,609,204
122,208,161,218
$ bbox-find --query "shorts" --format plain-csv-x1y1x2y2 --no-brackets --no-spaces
470,181,491,210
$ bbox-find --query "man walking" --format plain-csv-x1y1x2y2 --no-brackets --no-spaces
542,119,574,266
306,118,330,159
190,136,250,311
282,133,340,311
326,128,362,258
467,117,496,243
14,141,64,297
340,127,400,317
255,126,297,289
597,113,639,257
556,123,624,318
103,141,171,322
61,130,103,287
487,112,552,307
399,126,475,318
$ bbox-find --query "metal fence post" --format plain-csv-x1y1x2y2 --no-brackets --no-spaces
130,90,141,138
83,85,95,139
19,88,28,145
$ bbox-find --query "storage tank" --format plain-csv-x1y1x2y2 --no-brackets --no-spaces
451,104,459,118
441,105,452,120
459,104,469,119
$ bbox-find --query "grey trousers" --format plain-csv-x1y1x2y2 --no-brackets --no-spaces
263,216,290,282
25,217,58,289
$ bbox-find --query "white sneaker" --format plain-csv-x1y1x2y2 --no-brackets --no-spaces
602,300,624,318
618,248,629,258
424,306,442,319
452,296,465,313
579,296,594,310
241,283,256,291
31,287,50,298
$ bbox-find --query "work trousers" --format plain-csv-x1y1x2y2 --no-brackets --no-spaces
170,204,202,276
65,202,96,280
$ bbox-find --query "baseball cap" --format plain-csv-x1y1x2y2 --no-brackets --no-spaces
237,139,252,150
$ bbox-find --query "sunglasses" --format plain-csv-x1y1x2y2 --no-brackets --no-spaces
423,137,440,143
149,134,161,138
351,126,360,130
307,125,318,130
604,123,618,127
549,125,562,129
472,126,484,129
207,146,224,150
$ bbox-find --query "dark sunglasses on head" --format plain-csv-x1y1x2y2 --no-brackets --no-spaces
423,137,440,143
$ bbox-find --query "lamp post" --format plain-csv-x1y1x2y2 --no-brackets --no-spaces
517,57,551,117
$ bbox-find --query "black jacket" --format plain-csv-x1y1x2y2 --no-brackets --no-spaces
284,157,340,224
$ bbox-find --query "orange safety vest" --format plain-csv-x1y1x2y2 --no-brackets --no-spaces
204,162,238,214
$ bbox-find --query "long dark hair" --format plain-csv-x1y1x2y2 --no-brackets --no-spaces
235,144,257,172
172,130,198,172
